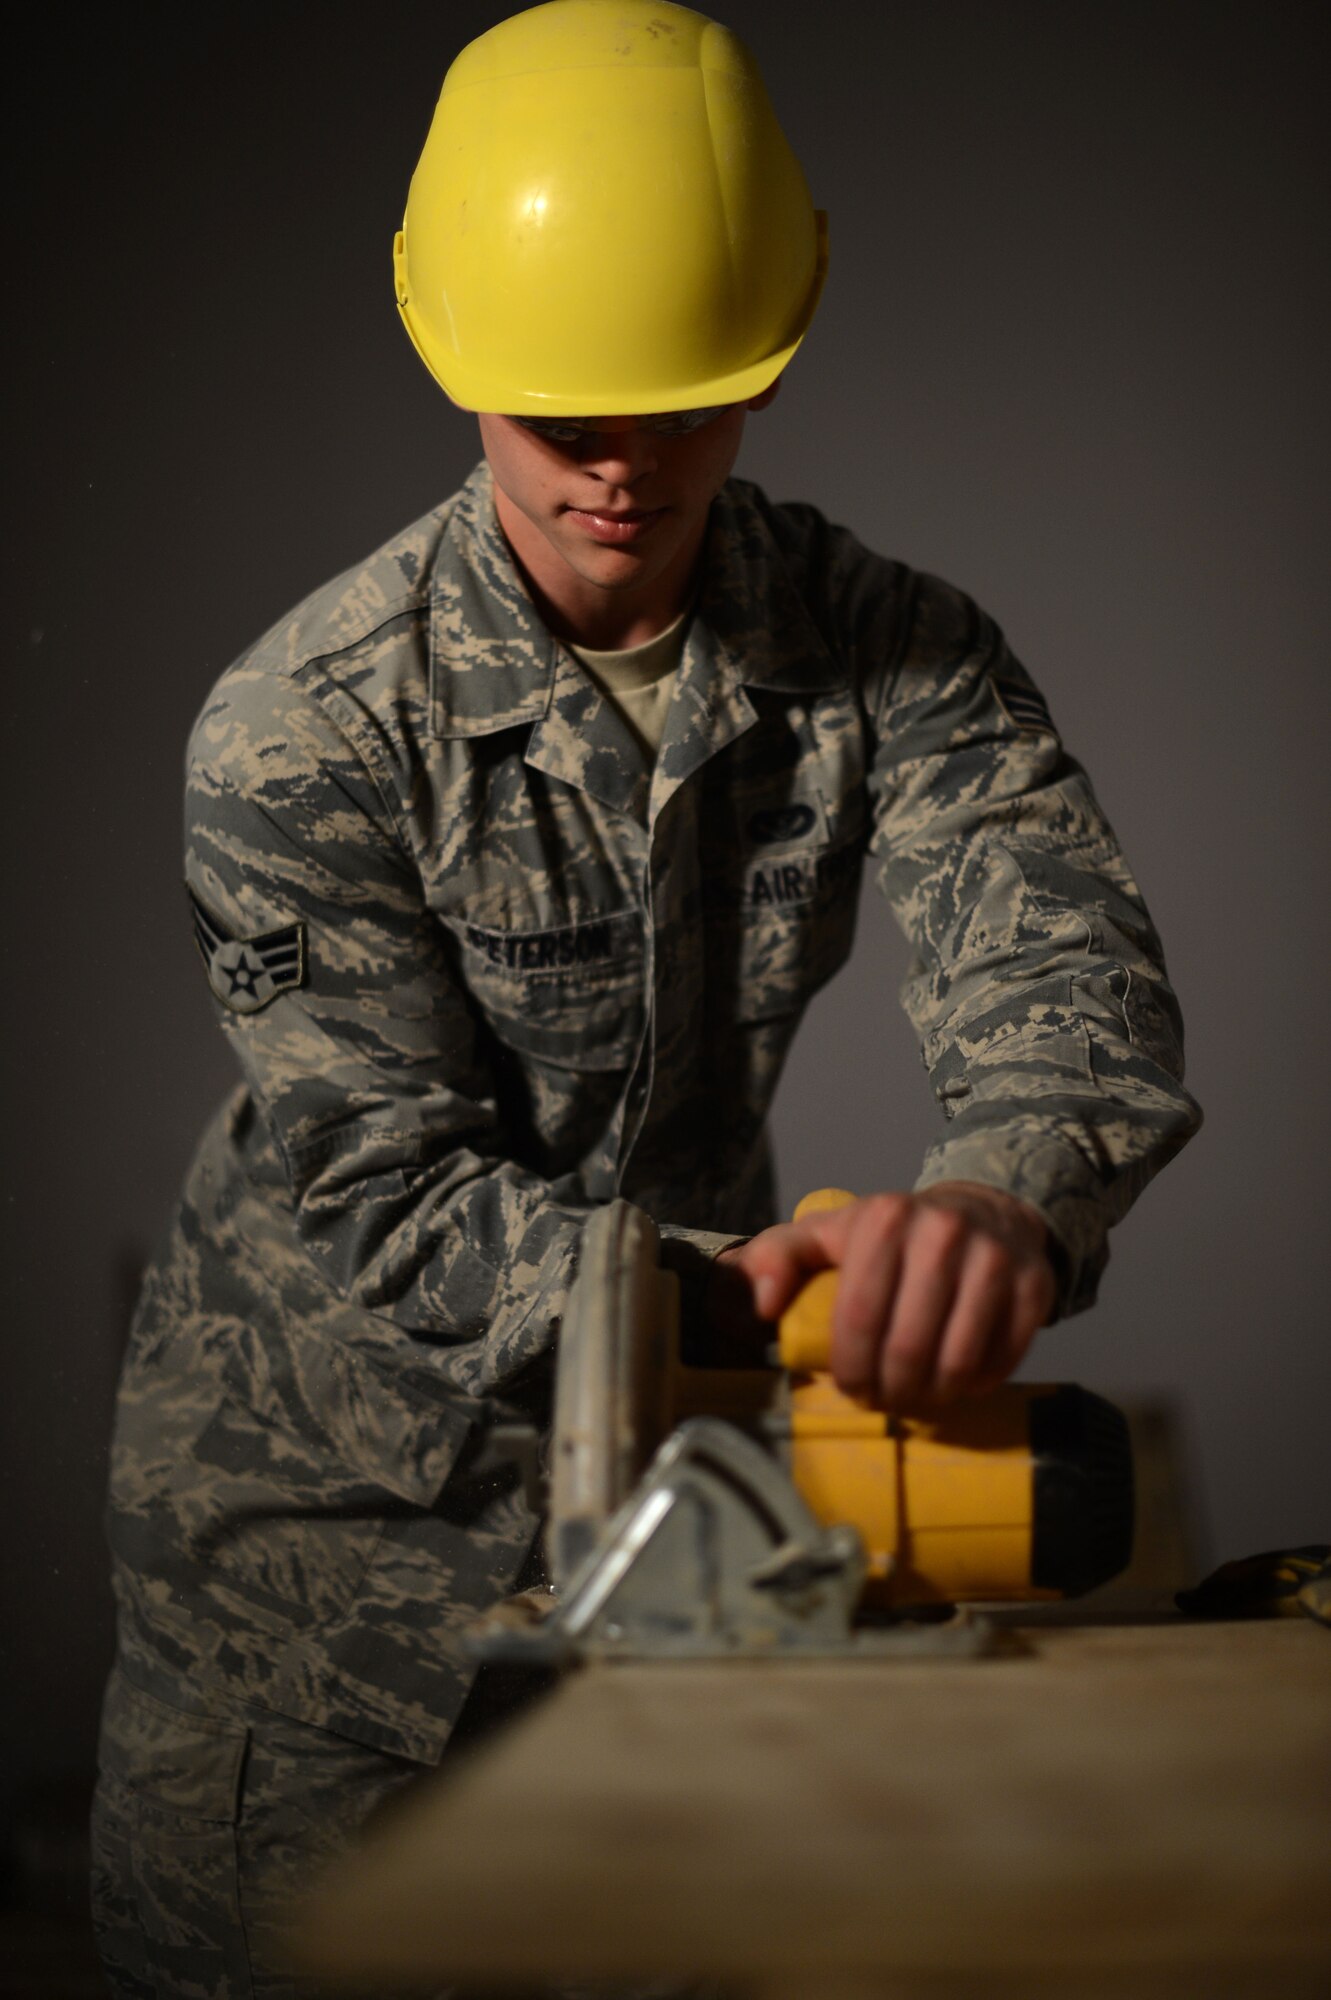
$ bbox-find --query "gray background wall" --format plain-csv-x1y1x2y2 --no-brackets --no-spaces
5,1,1328,1810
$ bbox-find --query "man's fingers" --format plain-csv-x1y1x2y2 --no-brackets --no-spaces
1013,1252,1057,1338
723,1210,854,1322
716,1191,1057,1409
966,1261,1053,1394
933,1236,1013,1401
995,1259,1054,1377
829,1196,910,1392
868,1203,969,1406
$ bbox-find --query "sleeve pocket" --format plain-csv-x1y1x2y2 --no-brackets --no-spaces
950,975,1095,1104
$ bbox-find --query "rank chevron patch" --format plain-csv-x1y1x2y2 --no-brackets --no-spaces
188,887,306,1015
991,672,1056,737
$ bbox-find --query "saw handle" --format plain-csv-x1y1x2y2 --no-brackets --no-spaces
776,1188,857,1373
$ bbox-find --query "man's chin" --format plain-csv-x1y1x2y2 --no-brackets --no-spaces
557,529,674,590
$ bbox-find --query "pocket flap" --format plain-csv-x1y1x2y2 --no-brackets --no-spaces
444,911,645,1072
99,1674,246,1823
221,1325,473,1509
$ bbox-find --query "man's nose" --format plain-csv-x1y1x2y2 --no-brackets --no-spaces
580,418,658,479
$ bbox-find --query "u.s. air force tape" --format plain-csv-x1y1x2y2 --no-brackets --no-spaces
991,672,1056,737
188,886,306,1014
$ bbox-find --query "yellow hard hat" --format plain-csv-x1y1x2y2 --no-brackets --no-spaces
392,0,828,415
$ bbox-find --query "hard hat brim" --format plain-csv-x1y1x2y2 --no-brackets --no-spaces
394,213,828,418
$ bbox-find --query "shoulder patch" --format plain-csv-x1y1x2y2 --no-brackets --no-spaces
991,673,1056,737
188,887,306,1015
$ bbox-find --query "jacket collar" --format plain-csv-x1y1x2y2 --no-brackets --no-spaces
427,462,557,739
693,480,843,699
427,463,846,819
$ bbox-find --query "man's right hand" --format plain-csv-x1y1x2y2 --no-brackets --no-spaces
708,1182,1056,1414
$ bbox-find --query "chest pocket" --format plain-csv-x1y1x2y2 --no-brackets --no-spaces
449,910,646,1071
706,790,867,1025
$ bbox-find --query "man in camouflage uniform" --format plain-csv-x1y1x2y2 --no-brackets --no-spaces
92,4,1200,1994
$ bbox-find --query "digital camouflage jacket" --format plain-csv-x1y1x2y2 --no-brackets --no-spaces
105,462,1200,1760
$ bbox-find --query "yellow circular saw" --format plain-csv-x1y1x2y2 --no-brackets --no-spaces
479,1198,1134,1663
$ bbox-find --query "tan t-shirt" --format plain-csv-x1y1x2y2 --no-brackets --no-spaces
568,605,691,758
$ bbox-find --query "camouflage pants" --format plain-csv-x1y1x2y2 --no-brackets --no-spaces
89,1657,554,2000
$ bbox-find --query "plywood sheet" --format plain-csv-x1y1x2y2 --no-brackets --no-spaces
292,1621,1331,1993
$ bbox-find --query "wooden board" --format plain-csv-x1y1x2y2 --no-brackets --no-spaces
292,1620,1331,1996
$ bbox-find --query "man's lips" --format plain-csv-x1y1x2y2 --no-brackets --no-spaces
563,503,668,546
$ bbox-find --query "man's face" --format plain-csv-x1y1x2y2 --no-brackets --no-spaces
477,389,776,640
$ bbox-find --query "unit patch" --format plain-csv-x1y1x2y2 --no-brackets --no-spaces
189,887,306,1014
992,674,1056,737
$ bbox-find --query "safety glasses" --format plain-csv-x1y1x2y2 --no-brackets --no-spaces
511,407,730,444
